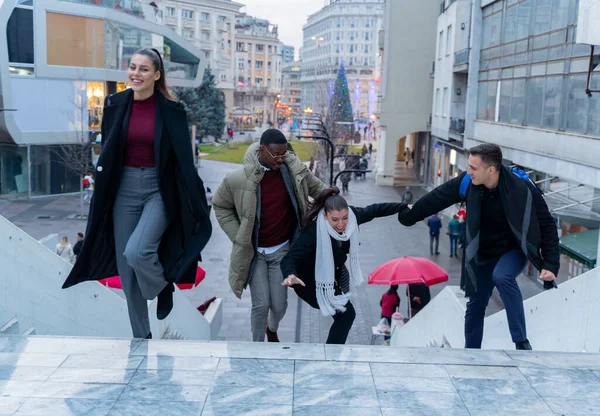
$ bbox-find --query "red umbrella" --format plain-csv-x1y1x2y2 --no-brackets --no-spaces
368,256,448,286
99,266,206,290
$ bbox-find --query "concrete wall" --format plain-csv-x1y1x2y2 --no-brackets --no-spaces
392,267,600,353
0,215,220,340
376,0,438,185
468,121,600,189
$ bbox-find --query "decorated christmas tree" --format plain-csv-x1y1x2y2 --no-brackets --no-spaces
327,63,354,140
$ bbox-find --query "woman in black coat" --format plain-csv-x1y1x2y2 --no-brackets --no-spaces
281,188,407,344
62,48,212,339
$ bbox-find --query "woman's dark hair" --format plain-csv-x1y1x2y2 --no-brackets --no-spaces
387,285,399,295
132,48,175,101
303,187,347,225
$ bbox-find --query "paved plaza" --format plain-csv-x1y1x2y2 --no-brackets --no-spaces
0,158,562,344
0,335,599,415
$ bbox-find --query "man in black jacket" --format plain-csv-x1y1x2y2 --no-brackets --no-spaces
73,232,84,258
399,144,559,350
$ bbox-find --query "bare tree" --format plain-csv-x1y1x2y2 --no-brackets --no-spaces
52,86,94,217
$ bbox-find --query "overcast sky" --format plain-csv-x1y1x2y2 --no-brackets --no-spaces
239,0,328,56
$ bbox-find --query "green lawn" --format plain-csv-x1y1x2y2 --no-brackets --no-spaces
201,140,317,164
196,143,219,153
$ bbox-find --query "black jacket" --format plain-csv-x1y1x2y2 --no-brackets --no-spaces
398,168,559,296
73,240,83,257
62,89,212,289
281,203,407,309
408,283,431,311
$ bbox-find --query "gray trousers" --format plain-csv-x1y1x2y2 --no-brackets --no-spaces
249,243,289,342
113,167,169,338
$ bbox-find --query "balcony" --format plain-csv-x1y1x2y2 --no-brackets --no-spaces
216,21,227,32
182,18,194,29
199,20,212,31
164,15,177,26
450,118,465,135
200,40,213,50
454,48,469,72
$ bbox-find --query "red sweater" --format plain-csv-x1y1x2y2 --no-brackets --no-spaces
381,292,400,317
124,95,156,167
258,169,295,247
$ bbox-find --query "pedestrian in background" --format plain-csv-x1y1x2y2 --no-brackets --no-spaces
427,213,442,256
399,143,559,350
63,47,212,339
212,129,327,342
56,236,76,265
380,285,400,326
401,186,414,204
205,187,213,214
83,172,94,203
447,215,462,258
281,189,408,344
73,232,84,259
408,283,431,317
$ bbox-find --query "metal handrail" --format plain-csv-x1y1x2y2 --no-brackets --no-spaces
543,184,583,196
551,196,600,212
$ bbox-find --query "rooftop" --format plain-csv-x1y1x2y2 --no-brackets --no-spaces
1,335,598,415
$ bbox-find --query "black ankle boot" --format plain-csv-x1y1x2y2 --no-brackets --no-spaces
157,282,174,320
145,332,152,339
515,339,532,350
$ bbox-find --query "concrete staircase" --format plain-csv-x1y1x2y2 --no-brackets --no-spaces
0,317,35,337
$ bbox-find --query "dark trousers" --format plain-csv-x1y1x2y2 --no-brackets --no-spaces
429,233,439,254
326,301,356,344
464,250,528,348
449,235,459,255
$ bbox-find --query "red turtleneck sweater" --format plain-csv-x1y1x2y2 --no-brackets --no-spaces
124,94,157,167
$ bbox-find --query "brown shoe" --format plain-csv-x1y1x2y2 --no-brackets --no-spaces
266,327,280,342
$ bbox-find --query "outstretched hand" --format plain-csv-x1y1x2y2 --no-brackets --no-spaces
282,275,305,287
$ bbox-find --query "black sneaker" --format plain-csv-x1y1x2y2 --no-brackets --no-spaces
515,339,532,350
157,282,174,320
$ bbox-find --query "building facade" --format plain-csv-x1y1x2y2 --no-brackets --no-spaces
153,0,243,123
0,0,204,198
301,0,384,124
232,14,282,127
429,0,472,187
279,60,303,131
281,44,295,64
374,0,439,186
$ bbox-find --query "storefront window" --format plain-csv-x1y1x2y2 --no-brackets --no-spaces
87,81,105,131
0,146,28,196
30,145,83,196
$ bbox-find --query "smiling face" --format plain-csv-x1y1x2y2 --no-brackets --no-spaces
128,54,160,98
324,208,349,233
467,154,496,186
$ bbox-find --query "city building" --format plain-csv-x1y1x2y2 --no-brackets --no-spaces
281,44,295,64
429,0,472,187
232,13,282,127
301,0,385,124
153,0,244,123
0,0,205,198
279,60,303,132
375,0,439,186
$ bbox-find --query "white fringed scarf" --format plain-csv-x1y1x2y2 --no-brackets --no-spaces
315,208,364,316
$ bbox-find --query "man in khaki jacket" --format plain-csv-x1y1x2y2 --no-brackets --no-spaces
213,129,327,342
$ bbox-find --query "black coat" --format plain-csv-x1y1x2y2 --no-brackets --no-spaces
399,168,559,296
62,90,212,289
281,203,407,309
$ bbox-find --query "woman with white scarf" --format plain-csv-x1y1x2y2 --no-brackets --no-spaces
281,188,408,344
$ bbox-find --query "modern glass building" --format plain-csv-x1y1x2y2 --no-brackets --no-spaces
0,0,205,198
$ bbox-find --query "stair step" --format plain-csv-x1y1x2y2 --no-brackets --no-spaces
0,318,19,335
22,327,36,336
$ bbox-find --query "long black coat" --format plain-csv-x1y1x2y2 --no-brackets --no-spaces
62,89,212,289
280,203,407,309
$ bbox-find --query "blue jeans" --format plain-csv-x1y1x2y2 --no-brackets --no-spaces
449,235,459,255
464,250,528,348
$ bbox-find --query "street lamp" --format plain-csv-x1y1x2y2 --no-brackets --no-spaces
304,107,314,114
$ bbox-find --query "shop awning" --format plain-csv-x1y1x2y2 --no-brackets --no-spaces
559,229,598,269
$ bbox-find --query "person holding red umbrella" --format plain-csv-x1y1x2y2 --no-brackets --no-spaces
280,188,408,344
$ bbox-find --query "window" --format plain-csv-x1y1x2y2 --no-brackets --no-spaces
365,31,370,41
183,30,193,39
268,61,272,70
504,6,517,43
256,60,263,69
438,31,444,59
364,45,369,53
201,32,210,41
201,12,209,21
551,0,569,31
510,79,526,125
517,0,531,40
443,87,449,117
534,0,551,34
542,76,562,129
527,77,545,127
8,7,34,64
204,51,210,59
446,25,452,56
482,11,502,49
255,77,263,86
236,42,244,52
257,44,264,52
182,9,193,19
499,80,513,123
477,81,498,121
165,7,175,16
218,15,226,22
274,46,278,54
566,75,588,133
268,45,272,53
435,88,441,116
238,58,244,69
